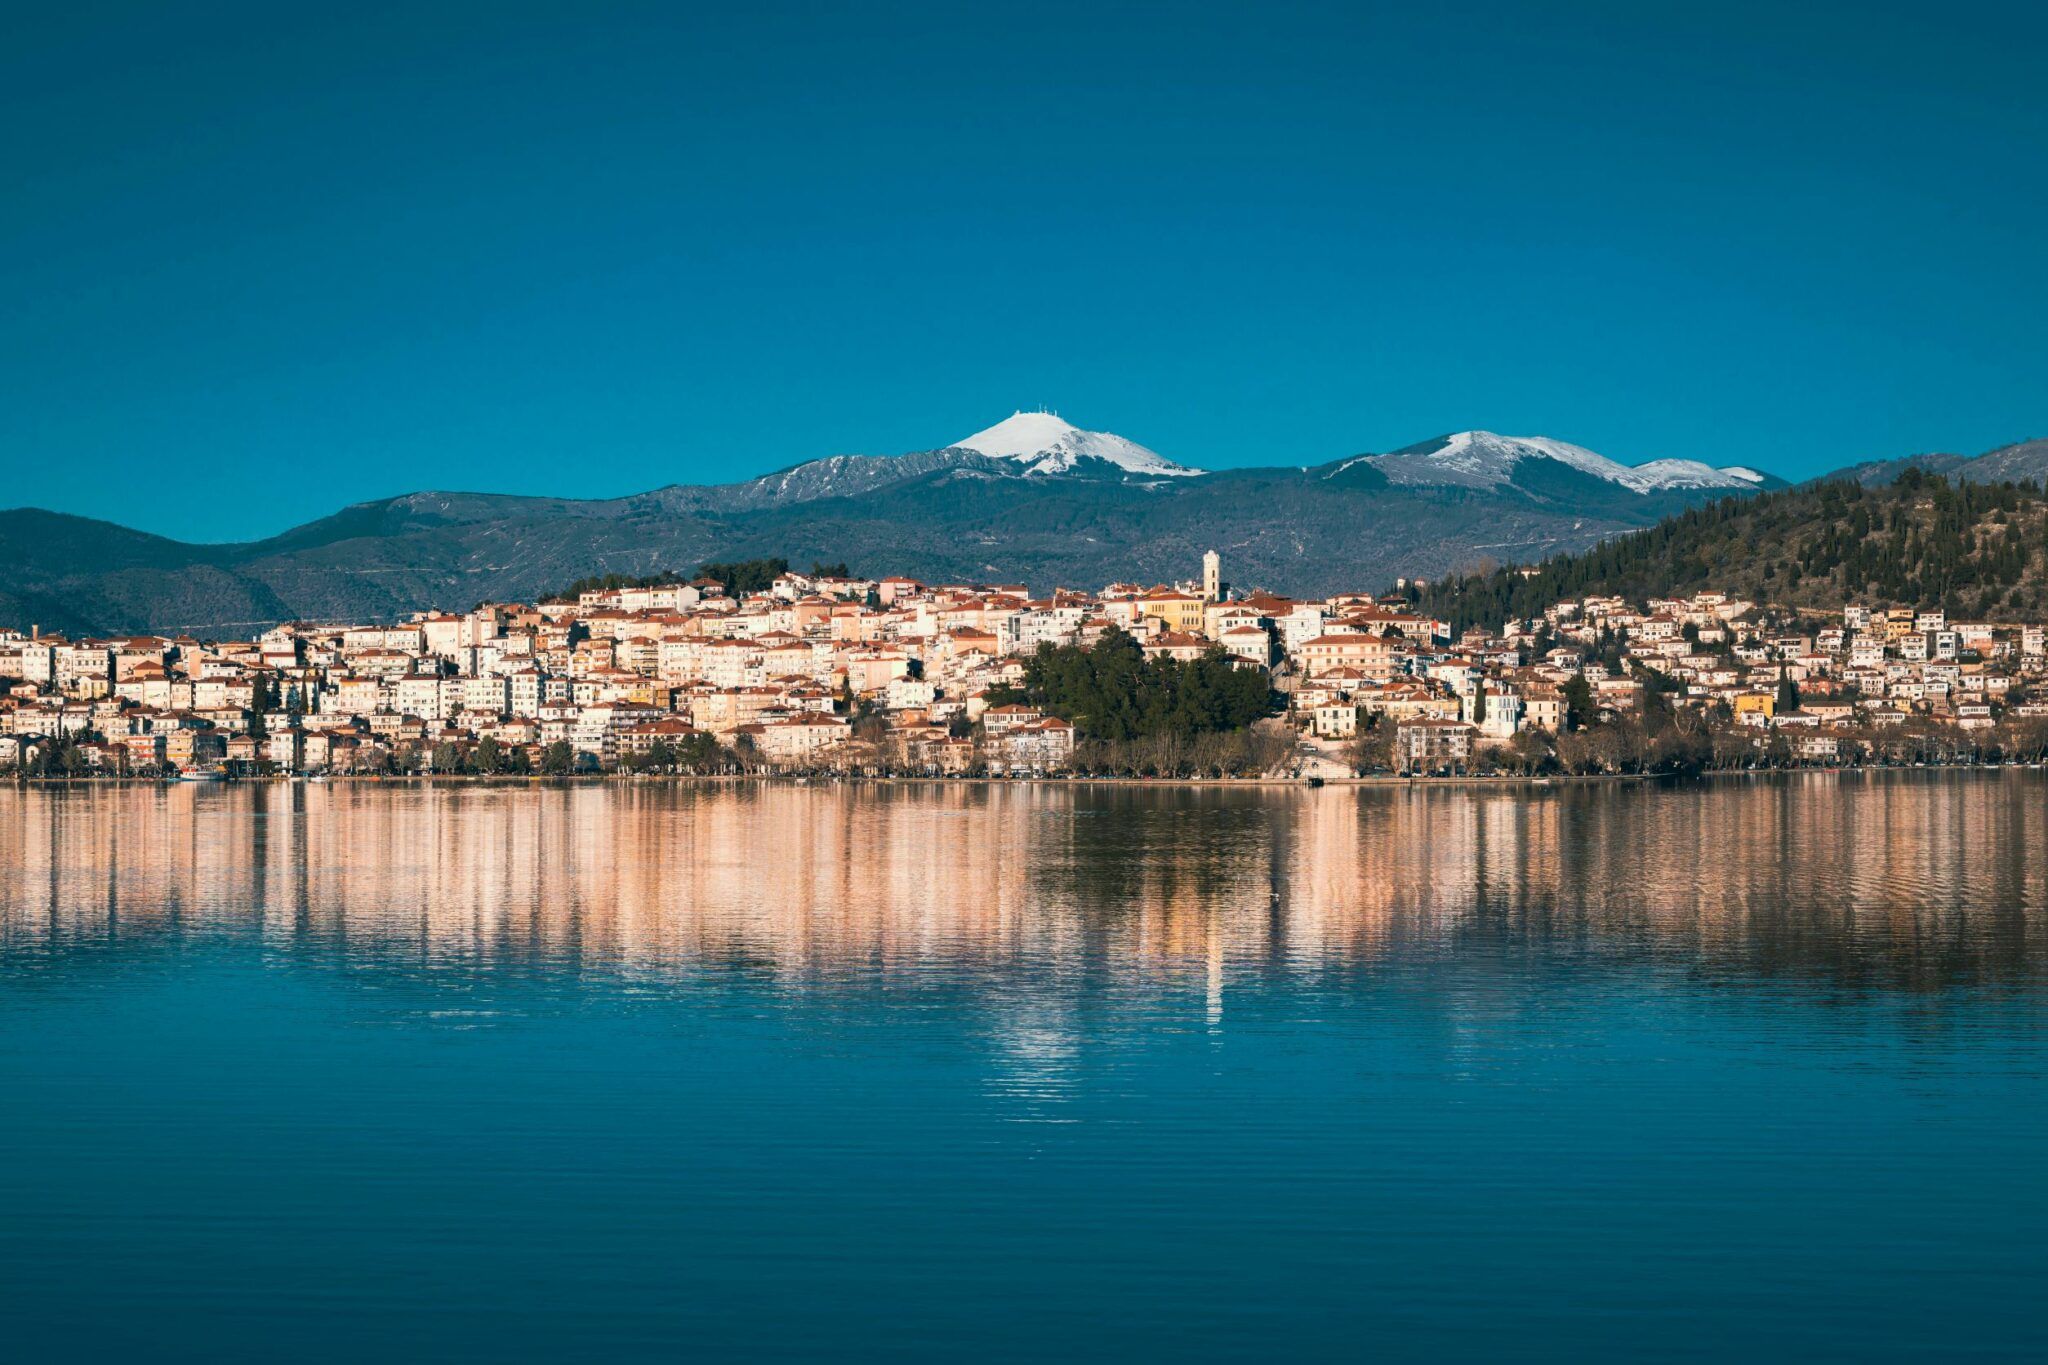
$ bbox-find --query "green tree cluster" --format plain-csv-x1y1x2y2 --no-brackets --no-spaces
620,733,737,774
544,558,851,604
18,730,99,778
695,558,792,595
546,569,693,602
987,630,1273,743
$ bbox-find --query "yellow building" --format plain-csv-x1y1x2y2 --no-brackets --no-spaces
1732,691,1776,721
1879,608,1918,643
1138,592,1207,635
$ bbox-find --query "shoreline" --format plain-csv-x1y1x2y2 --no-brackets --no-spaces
11,763,2045,792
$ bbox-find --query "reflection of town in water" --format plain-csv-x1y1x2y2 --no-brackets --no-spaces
6,775,2045,1005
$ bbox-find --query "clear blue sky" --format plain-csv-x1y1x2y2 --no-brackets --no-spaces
5,0,2044,542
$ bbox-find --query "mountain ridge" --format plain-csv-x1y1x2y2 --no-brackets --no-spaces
7,416,2034,639
1366,430,1766,494
1827,437,2048,489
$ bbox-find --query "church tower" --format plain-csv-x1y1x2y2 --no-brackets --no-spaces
1202,550,1221,602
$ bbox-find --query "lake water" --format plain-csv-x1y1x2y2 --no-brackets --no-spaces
2,775,2044,1361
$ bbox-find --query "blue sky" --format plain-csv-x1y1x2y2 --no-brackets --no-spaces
4,0,2044,541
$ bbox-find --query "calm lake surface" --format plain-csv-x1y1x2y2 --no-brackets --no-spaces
3,775,2045,1361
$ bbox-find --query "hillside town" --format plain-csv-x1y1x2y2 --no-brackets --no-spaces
7,550,2048,780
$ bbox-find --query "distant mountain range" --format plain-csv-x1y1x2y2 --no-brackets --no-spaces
0,412,2032,638
1346,430,1767,494
1825,437,2048,488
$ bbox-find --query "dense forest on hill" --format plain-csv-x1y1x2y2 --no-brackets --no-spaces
1410,471,2048,632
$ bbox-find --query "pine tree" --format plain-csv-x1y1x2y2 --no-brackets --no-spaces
1560,673,1595,732
1776,674,1800,713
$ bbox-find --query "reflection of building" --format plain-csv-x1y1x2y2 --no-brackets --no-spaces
1,776,2044,1003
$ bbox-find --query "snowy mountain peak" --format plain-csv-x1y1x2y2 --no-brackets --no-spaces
1364,430,1763,494
951,411,1201,478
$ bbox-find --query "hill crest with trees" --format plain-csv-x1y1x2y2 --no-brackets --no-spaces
1411,470,2048,633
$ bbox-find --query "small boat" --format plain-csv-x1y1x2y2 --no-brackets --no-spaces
178,768,226,782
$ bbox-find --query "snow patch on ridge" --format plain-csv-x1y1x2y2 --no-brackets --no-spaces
1360,431,1762,494
951,411,1201,477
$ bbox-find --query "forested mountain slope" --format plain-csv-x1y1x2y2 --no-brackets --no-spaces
1412,470,2048,632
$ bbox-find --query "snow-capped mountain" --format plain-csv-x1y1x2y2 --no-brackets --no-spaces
704,420,1774,514
950,411,1202,478
1355,431,1767,494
